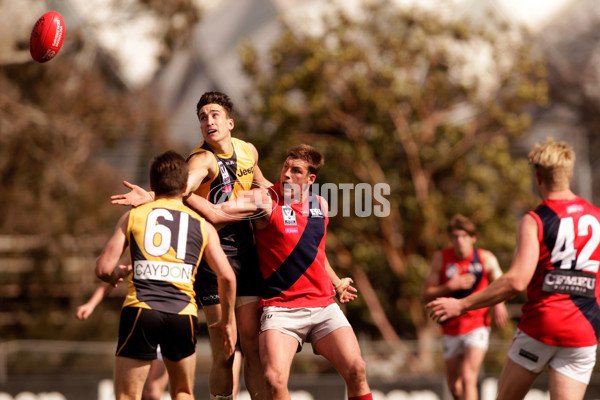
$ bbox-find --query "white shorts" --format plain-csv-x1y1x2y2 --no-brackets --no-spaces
443,326,490,359
507,328,597,384
260,303,351,352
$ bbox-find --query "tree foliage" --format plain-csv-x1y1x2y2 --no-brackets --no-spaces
0,0,200,342
239,0,547,365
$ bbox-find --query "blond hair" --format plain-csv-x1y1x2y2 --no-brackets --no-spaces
528,137,575,191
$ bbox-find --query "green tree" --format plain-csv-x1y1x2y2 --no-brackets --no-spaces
240,0,547,371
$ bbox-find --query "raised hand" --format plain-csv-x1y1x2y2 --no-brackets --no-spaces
111,181,153,207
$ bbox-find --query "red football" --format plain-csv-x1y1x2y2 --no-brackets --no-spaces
30,11,66,63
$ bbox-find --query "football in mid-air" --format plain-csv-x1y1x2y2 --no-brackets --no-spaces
30,11,65,63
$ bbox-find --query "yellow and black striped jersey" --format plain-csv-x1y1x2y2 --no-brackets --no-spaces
188,137,255,254
123,198,207,315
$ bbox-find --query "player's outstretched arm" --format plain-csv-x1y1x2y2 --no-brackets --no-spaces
95,212,130,287
186,187,271,225
111,181,154,207
203,222,237,358
76,282,114,320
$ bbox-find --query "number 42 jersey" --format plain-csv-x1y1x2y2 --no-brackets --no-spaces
519,196,600,347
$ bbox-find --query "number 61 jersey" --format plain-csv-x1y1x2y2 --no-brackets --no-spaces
520,196,600,347
122,198,207,316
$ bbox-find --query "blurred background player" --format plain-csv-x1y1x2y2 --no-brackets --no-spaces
427,138,600,400
421,214,508,400
97,150,237,400
111,92,268,400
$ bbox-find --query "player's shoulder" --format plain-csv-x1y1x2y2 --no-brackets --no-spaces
188,146,217,167
231,137,253,150
478,248,497,262
232,137,258,160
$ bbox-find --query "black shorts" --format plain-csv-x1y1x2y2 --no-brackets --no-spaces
195,247,264,306
116,306,198,362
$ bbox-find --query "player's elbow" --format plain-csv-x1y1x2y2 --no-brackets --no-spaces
219,275,237,299
504,275,526,297
95,258,111,282
218,269,237,289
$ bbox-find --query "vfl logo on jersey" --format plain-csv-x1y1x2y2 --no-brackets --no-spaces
282,205,298,233
446,263,458,279
217,160,233,193
282,206,297,226
446,262,482,281
309,208,324,218
134,260,193,284
542,269,597,298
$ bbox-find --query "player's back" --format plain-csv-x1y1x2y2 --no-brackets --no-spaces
520,195,600,347
124,198,207,316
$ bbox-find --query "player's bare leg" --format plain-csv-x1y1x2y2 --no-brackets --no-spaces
205,304,235,398
163,353,196,400
496,357,539,400
313,327,370,398
548,368,588,400
445,355,464,399
142,359,169,400
236,299,267,399
461,346,486,400
260,329,298,400
114,356,152,400
232,349,243,398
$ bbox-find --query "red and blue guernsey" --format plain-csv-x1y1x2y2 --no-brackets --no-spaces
440,247,491,335
519,196,600,347
255,182,335,308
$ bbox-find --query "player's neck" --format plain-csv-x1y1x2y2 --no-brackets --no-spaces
542,187,576,201
205,135,233,155
155,194,183,202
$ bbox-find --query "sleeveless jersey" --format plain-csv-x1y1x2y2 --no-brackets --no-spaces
440,247,491,335
518,196,600,347
122,198,207,316
188,137,255,254
256,182,335,308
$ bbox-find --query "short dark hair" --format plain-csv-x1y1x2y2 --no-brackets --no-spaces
447,214,476,237
286,144,324,175
196,91,234,118
150,150,188,197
